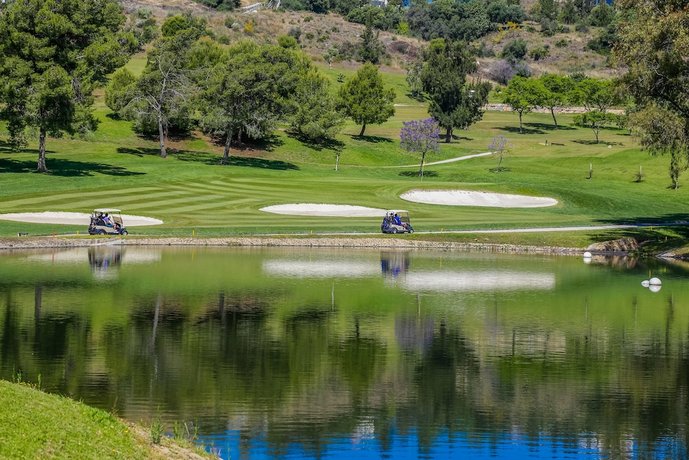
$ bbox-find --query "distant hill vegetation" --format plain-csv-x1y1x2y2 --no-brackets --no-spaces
129,0,619,78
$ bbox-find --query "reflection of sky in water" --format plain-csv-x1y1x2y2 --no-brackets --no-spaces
200,429,660,460
263,260,379,278
401,271,556,292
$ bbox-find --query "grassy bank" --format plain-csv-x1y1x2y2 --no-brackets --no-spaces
0,380,212,459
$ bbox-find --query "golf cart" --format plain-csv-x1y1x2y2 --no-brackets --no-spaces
381,210,414,234
88,209,128,235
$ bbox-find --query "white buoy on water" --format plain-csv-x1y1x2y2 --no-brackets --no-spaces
649,285,662,293
641,280,650,288
649,277,662,286
583,251,592,258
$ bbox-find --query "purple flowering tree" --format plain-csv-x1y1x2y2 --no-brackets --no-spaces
400,118,440,178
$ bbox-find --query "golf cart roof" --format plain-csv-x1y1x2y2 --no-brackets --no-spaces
386,210,409,214
93,208,121,213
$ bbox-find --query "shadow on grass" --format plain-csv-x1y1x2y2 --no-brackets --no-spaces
0,158,145,177
118,146,299,170
399,170,438,178
288,132,345,152
525,122,576,131
496,125,545,135
0,140,55,156
348,134,393,144
572,139,623,146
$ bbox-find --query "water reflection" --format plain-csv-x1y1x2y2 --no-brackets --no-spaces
401,270,555,292
0,248,687,459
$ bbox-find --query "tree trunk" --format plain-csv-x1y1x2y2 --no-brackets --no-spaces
550,107,558,128
445,126,452,143
37,128,48,172
594,127,600,144
222,129,232,165
335,152,340,171
419,151,426,178
359,123,366,137
518,111,523,134
158,114,167,158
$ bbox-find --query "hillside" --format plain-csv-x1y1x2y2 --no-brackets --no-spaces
119,0,615,78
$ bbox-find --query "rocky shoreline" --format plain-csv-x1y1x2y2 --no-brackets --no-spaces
0,235,585,255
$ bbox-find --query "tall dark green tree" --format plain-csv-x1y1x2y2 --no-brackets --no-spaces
420,39,490,143
338,63,395,137
0,0,129,172
358,16,385,64
197,41,312,163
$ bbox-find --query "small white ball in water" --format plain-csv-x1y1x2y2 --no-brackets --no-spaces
641,280,650,288
583,251,592,258
649,284,662,293
649,277,662,286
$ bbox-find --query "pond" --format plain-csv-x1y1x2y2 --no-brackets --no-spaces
0,247,687,459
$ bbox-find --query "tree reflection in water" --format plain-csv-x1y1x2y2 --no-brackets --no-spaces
0,248,687,459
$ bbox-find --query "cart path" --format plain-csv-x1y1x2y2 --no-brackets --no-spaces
384,152,493,168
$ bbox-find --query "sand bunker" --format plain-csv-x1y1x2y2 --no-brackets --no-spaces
0,211,163,227
260,204,384,217
401,190,558,208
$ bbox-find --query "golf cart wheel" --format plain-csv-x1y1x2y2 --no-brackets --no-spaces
121,230,128,236
391,228,398,234
97,229,106,235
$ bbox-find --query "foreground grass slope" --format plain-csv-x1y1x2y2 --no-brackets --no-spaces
0,380,210,459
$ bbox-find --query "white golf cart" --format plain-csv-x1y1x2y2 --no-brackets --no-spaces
381,210,414,234
88,208,128,235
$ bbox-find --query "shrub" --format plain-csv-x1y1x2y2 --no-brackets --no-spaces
243,21,254,34
555,38,569,48
489,60,515,85
224,16,235,28
305,32,314,40
278,35,298,48
529,45,550,61
575,21,589,32
304,15,313,22
501,39,527,63
288,26,302,42
588,3,615,27
217,35,231,44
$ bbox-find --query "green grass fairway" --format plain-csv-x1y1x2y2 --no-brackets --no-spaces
1,63,687,244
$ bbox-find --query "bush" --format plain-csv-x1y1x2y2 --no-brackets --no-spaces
513,61,532,78
539,18,558,36
489,60,515,85
501,39,527,63
487,0,525,24
288,26,302,42
587,24,617,55
588,3,615,27
217,35,231,44
305,32,314,40
243,21,254,34
555,38,569,48
224,16,235,28
304,15,313,22
575,21,589,32
278,35,299,48
529,45,550,61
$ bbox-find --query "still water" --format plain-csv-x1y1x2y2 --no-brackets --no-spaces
0,247,687,459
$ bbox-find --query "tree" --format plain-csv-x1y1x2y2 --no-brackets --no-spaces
501,76,535,134
338,63,395,137
400,118,440,178
420,39,491,143
488,135,511,172
629,105,688,189
615,0,689,179
569,78,618,113
573,110,618,144
537,74,574,128
107,15,207,158
0,0,129,172
358,16,385,64
501,39,528,64
197,41,312,164
290,70,345,143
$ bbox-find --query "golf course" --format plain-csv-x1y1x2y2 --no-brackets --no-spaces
0,55,687,252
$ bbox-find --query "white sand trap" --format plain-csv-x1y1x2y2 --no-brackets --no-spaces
0,211,163,227
401,190,558,208
260,204,384,217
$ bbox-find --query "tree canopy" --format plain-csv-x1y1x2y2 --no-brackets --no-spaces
0,0,129,172
338,64,395,137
